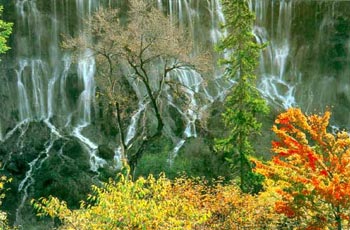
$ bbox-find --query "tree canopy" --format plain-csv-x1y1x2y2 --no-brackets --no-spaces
253,108,350,229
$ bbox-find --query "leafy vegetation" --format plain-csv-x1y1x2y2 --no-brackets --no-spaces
0,5,12,55
30,107,350,229
33,173,285,230
253,108,350,229
2,1,350,229
214,0,269,193
0,176,13,230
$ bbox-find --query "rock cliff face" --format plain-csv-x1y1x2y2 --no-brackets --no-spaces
1,121,97,224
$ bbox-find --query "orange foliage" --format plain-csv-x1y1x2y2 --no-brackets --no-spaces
199,183,283,229
253,108,350,229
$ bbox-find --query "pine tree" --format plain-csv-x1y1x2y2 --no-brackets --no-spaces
215,0,269,193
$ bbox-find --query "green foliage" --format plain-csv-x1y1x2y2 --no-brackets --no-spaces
134,139,179,178
135,138,231,180
215,0,269,193
0,5,12,55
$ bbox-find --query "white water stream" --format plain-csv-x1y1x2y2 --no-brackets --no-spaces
250,0,297,109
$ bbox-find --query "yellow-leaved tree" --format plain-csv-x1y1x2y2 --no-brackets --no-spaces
33,174,210,230
253,108,350,229
33,172,285,229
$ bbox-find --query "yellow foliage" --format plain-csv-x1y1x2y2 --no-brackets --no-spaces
0,175,13,230
198,182,284,229
253,107,350,229
34,174,210,230
33,173,286,229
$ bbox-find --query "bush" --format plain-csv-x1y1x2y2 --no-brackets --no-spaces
33,172,286,229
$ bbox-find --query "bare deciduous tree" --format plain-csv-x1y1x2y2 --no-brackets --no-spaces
63,0,210,172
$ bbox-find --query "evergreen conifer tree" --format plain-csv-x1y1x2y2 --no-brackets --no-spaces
215,0,269,193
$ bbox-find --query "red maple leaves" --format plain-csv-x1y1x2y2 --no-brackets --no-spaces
253,108,350,228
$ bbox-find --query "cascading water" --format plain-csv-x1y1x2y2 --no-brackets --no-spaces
250,0,297,109
166,68,203,164
162,0,227,161
2,0,107,225
1,0,227,161
0,1,229,223
76,49,95,126
16,61,32,121
15,132,57,225
249,1,350,126
208,0,227,44
72,48,107,172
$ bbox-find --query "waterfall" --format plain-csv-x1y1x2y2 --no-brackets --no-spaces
76,49,96,126
12,0,101,126
2,0,229,162
3,0,350,160
70,0,107,172
1,1,350,226
250,0,297,109
59,54,73,124
160,0,228,160
8,0,103,224
125,102,148,145
113,101,149,169
209,0,227,44
166,68,201,164
16,60,32,121
249,1,350,120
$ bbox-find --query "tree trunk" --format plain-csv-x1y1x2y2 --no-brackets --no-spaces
130,62,164,136
335,206,342,230
115,102,127,159
141,78,164,136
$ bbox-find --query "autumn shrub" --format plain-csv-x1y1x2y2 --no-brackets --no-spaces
253,108,350,229
197,181,284,229
33,174,211,230
32,171,287,230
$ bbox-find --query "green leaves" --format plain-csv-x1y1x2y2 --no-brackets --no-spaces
0,5,13,55
215,0,269,193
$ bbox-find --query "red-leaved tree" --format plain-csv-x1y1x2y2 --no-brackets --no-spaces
253,108,350,229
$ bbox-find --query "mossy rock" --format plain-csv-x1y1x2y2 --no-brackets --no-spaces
62,138,90,170
33,153,94,208
97,145,114,160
